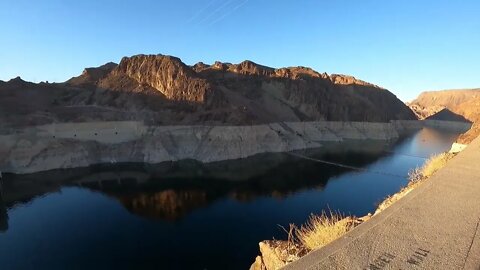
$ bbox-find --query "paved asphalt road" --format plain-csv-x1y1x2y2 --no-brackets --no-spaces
285,136,480,270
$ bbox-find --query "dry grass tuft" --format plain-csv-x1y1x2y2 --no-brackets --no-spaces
420,152,454,178
376,152,455,214
294,210,354,251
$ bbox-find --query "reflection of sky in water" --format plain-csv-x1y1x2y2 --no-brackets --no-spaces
0,127,462,270
401,128,460,158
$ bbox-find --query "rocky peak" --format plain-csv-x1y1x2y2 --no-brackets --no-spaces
8,76,26,83
82,62,117,75
228,60,275,76
192,62,210,72
329,74,379,88
86,62,117,75
115,54,191,76
67,62,117,87
6,76,31,87
211,61,230,70
109,54,214,103
274,67,328,80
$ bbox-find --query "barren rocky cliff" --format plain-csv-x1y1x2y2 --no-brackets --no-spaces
409,89,480,143
408,89,480,119
0,54,415,129
0,54,424,174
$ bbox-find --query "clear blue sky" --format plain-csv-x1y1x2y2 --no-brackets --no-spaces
1,0,479,101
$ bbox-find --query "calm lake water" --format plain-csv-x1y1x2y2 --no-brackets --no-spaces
0,127,462,270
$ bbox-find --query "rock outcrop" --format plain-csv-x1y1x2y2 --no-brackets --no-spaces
250,240,307,270
100,55,216,103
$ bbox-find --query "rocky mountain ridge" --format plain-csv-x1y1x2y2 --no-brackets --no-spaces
1,54,416,128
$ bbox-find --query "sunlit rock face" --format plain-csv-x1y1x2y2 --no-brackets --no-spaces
408,89,480,144
103,55,215,103
408,89,480,120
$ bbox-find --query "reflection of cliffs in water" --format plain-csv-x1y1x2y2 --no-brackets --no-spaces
115,190,209,221
1,141,393,223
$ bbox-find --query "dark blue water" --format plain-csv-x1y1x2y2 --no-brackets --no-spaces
0,128,461,270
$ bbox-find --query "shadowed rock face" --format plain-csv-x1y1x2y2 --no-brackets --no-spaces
1,54,415,127
191,59,414,122
425,108,471,123
66,62,118,88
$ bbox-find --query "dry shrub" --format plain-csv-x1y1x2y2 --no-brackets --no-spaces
420,152,454,179
294,211,354,251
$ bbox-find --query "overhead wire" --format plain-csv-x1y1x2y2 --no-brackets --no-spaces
286,151,419,179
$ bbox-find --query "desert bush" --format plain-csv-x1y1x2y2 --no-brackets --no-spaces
294,211,354,251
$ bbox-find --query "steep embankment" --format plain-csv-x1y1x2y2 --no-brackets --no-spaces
409,89,480,144
1,54,415,129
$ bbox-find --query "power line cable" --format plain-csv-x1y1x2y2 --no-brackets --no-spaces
286,152,408,179
381,150,430,159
